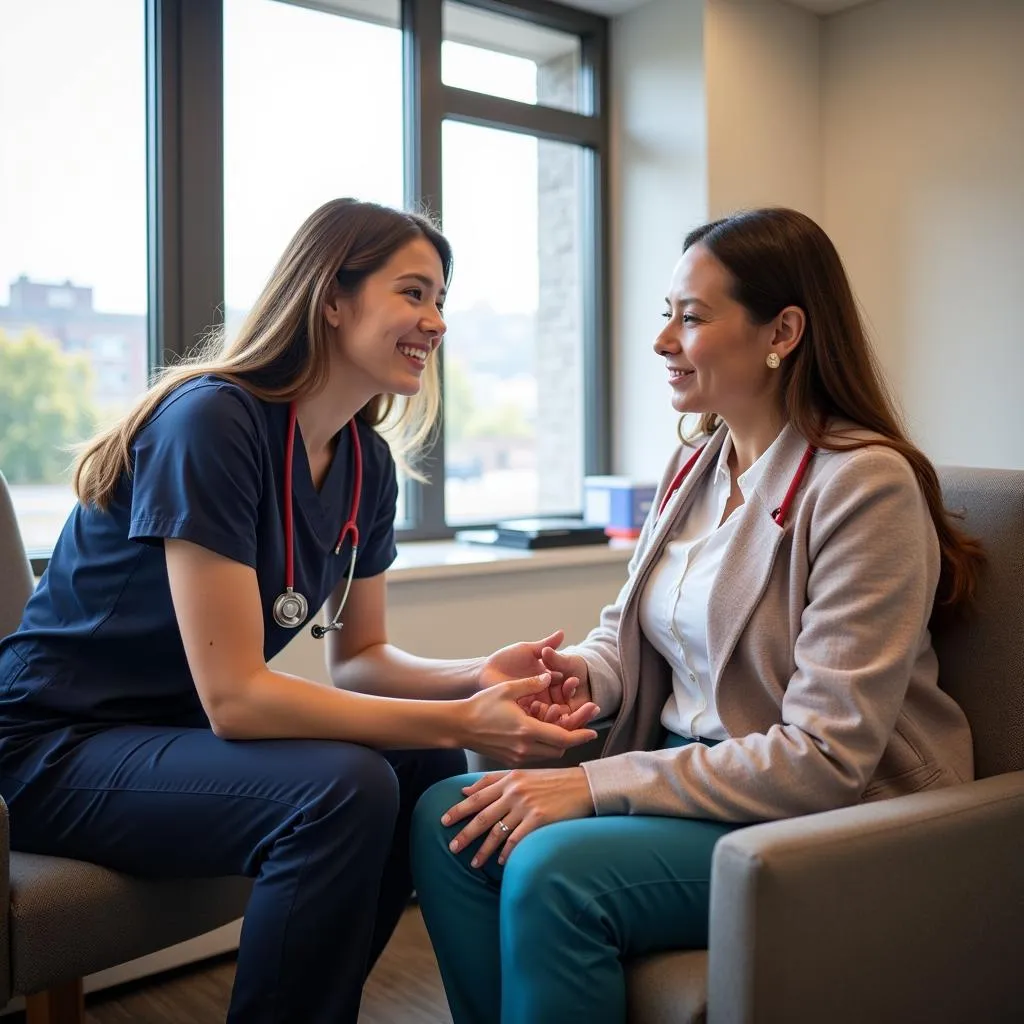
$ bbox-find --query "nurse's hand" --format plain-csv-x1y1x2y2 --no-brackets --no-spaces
442,767,595,868
479,630,566,688
479,630,592,724
457,674,599,767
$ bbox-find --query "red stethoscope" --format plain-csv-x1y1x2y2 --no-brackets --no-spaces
657,440,817,524
272,401,363,636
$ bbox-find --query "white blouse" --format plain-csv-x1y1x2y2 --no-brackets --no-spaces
638,431,781,741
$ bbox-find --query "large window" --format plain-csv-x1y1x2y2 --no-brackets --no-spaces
2,0,608,558
0,0,148,552
223,0,404,318
442,122,585,521
419,0,608,536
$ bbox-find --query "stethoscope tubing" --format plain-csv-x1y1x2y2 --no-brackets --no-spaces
657,439,816,526
276,401,363,634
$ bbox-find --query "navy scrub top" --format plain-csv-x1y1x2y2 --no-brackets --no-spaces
0,375,398,766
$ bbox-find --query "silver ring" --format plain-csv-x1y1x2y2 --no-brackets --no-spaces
496,819,511,836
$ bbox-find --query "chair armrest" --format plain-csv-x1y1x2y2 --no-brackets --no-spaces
1,796,10,1005
707,771,1024,1024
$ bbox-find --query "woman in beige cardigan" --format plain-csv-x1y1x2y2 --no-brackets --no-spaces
410,208,984,1024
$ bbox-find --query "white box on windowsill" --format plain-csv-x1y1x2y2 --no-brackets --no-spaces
583,477,657,539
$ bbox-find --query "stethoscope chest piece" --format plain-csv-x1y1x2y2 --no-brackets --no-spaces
273,587,309,629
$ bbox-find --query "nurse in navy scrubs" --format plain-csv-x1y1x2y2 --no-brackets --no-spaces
0,199,598,1024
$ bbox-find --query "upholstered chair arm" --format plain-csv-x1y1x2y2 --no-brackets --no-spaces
1,796,11,1006
707,772,1024,1024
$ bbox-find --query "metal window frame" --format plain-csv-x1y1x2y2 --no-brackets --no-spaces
397,0,611,540
400,0,448,537
147,0,225,370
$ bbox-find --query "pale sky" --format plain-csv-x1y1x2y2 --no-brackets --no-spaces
0,0,547,318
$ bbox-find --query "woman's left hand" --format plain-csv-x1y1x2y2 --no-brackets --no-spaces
442,767,596,868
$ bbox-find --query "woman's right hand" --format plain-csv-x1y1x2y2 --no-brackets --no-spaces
457,674,599,767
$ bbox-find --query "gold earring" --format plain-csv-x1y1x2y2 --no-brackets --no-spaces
766,353,781,369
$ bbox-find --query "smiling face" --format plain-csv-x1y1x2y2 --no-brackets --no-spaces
656,243,802,425
324,235,447,398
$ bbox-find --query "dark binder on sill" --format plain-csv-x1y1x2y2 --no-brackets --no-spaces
491,518,610,550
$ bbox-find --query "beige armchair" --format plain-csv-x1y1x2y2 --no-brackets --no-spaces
0,473,252,1024
626,466,1024,1023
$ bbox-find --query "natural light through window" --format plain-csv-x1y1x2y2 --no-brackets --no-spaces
1,0,591,552
442,0,582,113
442,121,584,522
0,0,147,552
223,0,404,317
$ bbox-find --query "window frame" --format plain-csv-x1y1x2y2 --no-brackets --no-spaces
23,0,609,572
401,0,610,539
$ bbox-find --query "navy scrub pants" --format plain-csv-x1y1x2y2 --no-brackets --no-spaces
2,725,466,1023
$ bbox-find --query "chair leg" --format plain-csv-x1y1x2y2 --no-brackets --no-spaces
24,978,85,1024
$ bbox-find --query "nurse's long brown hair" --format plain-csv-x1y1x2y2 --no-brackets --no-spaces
685,207,983,614
74,199,452,511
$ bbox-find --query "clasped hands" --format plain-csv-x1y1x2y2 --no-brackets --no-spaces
479,628,597,721
445,630,600,868
471,628,600,755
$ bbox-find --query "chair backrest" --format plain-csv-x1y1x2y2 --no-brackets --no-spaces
0,472,35,638
933,467,1024,779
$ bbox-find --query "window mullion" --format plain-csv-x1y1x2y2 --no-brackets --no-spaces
401,0,451,539
147,0,224,374
441,86,602,148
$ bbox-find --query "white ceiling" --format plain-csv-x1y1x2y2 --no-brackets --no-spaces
561,0,875,17
556,0,654,14
781,0,875,12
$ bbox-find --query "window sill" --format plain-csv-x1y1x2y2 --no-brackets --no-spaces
388,537,635,584
29,539,635,587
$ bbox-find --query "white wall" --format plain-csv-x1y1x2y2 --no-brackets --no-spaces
705,0,822,220
609,0,708,482
823,0,1024,468
610,0,823,481
611,0,1024,474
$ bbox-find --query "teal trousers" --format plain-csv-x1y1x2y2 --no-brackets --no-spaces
410,738,743,1024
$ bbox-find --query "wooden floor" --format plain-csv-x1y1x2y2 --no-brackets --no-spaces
14,906,454,1024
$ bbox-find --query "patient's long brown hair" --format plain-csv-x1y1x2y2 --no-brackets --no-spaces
74,199,452,510
684,207,983,614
